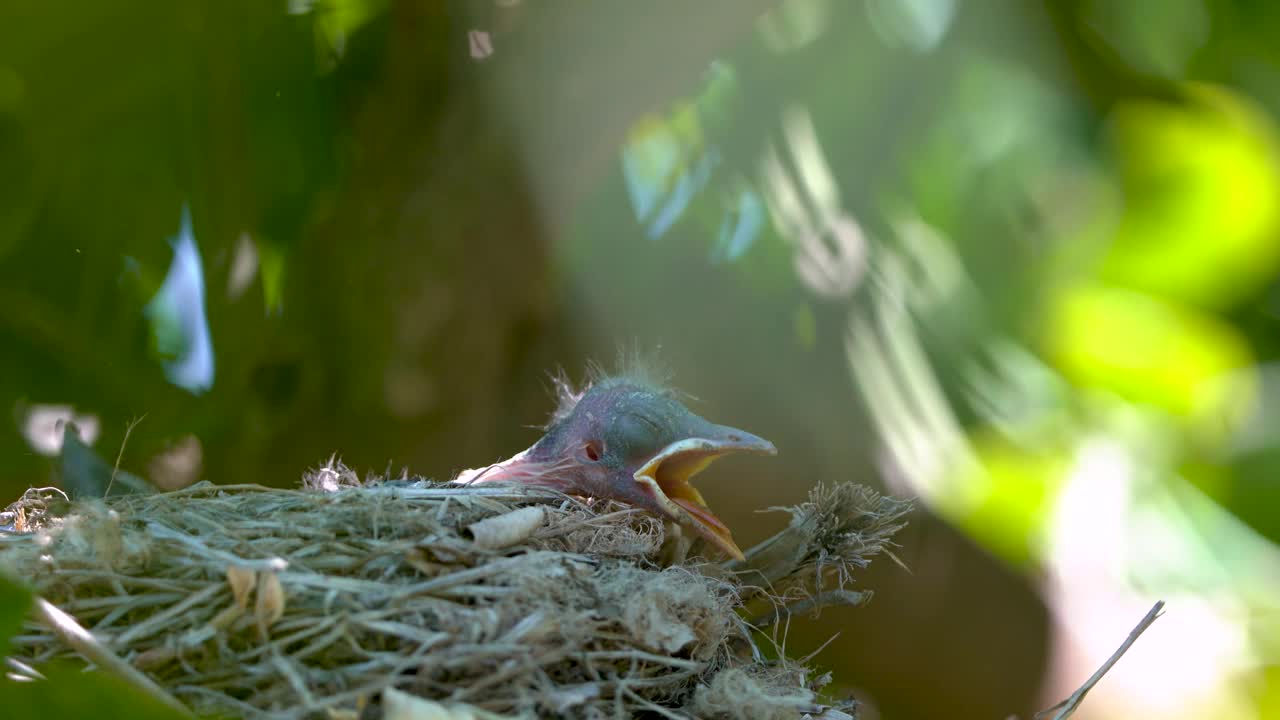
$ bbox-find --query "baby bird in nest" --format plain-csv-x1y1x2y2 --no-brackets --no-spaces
457,363,775,561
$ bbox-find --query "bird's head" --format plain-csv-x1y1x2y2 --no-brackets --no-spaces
461,375,776,561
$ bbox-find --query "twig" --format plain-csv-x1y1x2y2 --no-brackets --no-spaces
582,650,704,671
106,414,147,497
6,656,45,681
33,597,192,716
621,686,690,719
799,631,842,664
747,589,872,628
1036,600,1165,720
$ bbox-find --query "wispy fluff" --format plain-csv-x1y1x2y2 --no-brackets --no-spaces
545,346,676,428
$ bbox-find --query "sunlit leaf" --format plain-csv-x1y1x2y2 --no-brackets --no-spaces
952,430,1067,567
1254,665,1280,720
709,183,765,263
619,62,742,243
1102,85,1280,309
301,0,391,68
258,238,287,316
1045,284,1255,439
620,107,717,240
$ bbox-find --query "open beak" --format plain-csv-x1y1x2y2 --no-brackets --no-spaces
633,425,776,561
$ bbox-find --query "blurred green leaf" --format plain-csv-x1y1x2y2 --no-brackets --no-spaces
1046,284,1255,440
259,238,288,315
793,303,818,350
1082,0,1208,78
951,431,1067,567
1255,665,1280,720
0,573,32,659
1,663,192,720
1102,85,1280,310
756,0,834,54
907,56,1076,236
310,0,392,69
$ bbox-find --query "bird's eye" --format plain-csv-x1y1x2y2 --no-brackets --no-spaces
611,413,665,460
583,441,602,462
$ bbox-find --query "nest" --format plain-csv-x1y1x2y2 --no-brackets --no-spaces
0,461,910,719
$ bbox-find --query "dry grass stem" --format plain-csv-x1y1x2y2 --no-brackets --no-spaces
1035,600,1166,720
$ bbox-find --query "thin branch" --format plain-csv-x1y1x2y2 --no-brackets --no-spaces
106,413,147,497
747,589,873,628
1036,600,1165,720
621,686,690,720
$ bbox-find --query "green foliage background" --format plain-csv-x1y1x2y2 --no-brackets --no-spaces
5,0,1280,718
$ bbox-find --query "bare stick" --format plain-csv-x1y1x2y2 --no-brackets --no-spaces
1036,600,1165,720
33,597,191,717
106,413,147,497
747,589,872,628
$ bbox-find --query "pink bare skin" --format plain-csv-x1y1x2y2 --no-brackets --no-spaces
457,376,775,561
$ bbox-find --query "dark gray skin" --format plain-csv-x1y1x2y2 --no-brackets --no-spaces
465,378,775,558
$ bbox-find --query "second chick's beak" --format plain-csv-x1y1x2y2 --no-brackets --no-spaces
458,377,776,561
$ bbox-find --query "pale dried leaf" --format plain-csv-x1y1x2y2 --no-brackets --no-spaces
227,564,257,609
255,570,286,637
132,646,176,670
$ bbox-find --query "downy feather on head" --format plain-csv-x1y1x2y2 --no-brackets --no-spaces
544,345,679,429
